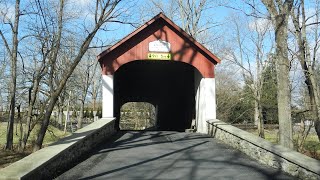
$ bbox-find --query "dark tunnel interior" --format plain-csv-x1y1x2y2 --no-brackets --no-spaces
114,60,201,131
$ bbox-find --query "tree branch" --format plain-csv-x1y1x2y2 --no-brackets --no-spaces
0,30,12,56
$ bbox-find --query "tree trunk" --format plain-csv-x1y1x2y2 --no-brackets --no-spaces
255,98,265,138
58,105,63,128
92,92,97,111
275,19,293,149
91,79,97,111
255,42,264,138
261,0,294,149
6,97,15,150
20,89,33,151
254,102,259,126
20,107,32,151
306,72,320,141
33,96,57,152
21,81,40,151
77,100,84,129
64,91,71,134
315,121,320,141
17,105,22,148
5,0,20,150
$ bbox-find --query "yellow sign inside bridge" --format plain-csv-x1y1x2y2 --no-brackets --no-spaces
147,53,171,60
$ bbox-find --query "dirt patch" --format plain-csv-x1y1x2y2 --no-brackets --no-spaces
0,147,32,169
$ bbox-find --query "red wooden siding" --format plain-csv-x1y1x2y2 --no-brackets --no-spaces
98,13,220,78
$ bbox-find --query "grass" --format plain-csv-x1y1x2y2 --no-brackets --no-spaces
0,122,70,168
299,135,320,159
248,128,320,160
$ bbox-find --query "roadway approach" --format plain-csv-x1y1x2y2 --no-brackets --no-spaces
56,131,295,180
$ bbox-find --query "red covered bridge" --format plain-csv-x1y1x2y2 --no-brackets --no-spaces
98,13,220,132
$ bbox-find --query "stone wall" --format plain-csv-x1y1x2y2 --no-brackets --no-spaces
0,118,116,180
207,119,320,180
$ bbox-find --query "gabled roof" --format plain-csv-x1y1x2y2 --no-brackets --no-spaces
97,13,221,64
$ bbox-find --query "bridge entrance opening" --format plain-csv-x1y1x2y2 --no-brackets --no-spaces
114,60,202,131
119,102,156,130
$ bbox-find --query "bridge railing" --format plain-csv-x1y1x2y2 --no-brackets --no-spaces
0,118,116,180
206,119,320,180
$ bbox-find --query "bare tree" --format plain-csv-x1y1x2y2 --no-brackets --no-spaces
0,46,8,113
33,0,128,151
215,63,245,122
72,49,99,129
291,0,320,141
20,51,47,151
143,0,221,44
12,0,63,151
259,0,294,148
90,74,101,112
177,0,208,39
224,13,273,138
0,0,21,150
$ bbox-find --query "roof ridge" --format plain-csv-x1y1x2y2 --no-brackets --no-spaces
97,13,220,64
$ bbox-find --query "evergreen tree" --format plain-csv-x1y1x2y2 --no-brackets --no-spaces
261,59,278,124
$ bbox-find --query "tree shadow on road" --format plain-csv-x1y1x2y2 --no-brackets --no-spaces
56,131,295,180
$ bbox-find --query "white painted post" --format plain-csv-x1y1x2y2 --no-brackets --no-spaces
205,78,216,120
195,83,204,133
196,78,216,134
102,75,114,118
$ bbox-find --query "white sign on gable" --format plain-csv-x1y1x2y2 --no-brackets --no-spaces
149,40,171,52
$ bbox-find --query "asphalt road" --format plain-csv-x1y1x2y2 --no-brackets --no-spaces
56,131,295,180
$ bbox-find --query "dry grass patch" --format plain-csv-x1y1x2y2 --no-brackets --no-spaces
247,128,320,160
0,122,70,168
